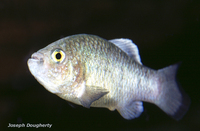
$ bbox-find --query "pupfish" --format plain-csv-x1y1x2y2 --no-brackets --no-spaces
27,34,190,120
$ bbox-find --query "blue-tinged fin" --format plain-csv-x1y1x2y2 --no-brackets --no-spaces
67,102,77,108
155,63,190,120
109,39,142,65
117,101,143,120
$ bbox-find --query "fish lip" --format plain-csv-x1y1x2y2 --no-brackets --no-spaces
30,52,44,62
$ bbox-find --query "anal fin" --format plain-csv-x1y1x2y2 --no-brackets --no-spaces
117,101,143,120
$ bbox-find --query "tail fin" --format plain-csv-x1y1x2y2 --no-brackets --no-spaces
155,63,190,120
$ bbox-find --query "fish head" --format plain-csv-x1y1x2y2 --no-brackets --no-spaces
27,41,75,94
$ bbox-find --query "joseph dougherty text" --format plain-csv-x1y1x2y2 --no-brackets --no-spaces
8,123,52,128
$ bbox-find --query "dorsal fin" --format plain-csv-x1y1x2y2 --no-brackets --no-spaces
109,39,142,65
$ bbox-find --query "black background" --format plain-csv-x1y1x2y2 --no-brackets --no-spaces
0,0,199,130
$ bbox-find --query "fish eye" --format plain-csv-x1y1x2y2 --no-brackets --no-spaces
51,49,65,63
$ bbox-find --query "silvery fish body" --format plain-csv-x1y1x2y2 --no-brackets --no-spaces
27,34,190,120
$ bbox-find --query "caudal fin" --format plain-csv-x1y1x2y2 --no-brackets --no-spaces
155,63,190,120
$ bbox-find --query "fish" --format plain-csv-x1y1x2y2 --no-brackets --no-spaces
27,34,190,120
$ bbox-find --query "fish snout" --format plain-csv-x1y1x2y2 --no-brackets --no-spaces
30,52,44,62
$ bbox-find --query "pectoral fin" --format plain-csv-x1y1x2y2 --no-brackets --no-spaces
78,84,109,108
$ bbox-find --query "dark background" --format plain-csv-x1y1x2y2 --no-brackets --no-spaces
0,0,199,130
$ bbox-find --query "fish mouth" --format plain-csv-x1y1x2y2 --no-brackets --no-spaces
27,52,45,77
30,52,44,62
